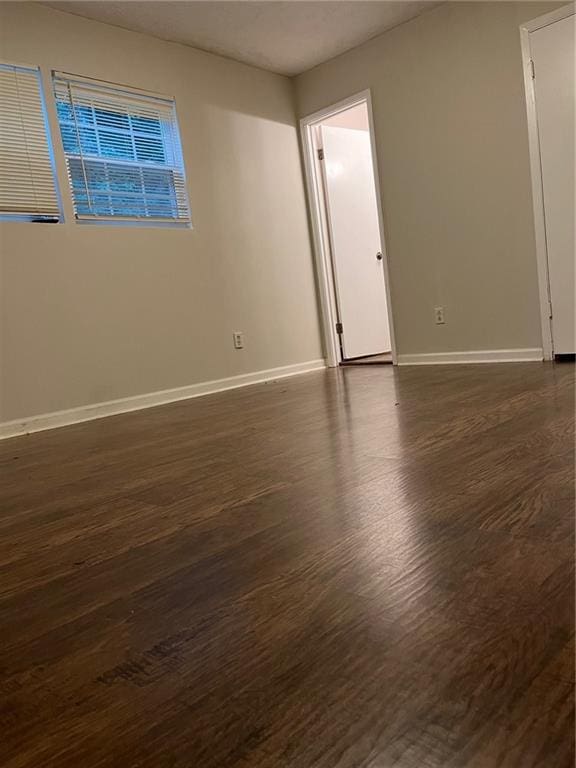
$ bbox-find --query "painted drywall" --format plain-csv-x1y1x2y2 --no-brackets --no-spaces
296,1,564,356
0,2,322,422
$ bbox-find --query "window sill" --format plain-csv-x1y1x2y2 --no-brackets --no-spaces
74,218,193,230
0,215,61,223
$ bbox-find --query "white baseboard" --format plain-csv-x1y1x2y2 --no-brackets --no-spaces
397,348,543,366
0,358,326,440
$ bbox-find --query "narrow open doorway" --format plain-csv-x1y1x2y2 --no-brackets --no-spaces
301,91,396,367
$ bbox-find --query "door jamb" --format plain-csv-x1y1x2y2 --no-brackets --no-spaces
519,3,575,360
300,89,397,367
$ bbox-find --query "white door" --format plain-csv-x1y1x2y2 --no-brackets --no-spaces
320,125,390,359
531,15,575,354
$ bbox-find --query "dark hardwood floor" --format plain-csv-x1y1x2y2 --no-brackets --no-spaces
0,362,574,768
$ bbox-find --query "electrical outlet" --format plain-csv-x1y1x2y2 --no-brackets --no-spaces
233,331,244,349
434,306,445,325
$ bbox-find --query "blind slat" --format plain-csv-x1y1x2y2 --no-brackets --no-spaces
0,64,60,218
53,73,190,223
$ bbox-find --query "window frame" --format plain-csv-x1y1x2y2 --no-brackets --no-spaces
51,71,192,229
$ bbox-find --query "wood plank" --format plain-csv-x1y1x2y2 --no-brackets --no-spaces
0,362,573,767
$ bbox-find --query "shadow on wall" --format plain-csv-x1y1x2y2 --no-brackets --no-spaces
192,104,321,371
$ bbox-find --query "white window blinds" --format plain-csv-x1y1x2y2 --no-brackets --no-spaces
0,63,60,222
53,73,191,224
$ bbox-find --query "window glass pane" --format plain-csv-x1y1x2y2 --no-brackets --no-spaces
98,130,134,160
75,105,95,125
134,135,165,164
60,124,79,154
78,127,99,155
131,115,162,135
95,108,129,131
108,166,141,193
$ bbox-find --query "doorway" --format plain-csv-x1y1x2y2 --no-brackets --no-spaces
521,5,575,359
300,91,396,366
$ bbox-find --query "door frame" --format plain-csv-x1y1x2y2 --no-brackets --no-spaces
300,89,397,367
520,3,575,360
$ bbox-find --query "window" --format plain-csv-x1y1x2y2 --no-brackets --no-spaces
53,73,191,225
0,63,61,222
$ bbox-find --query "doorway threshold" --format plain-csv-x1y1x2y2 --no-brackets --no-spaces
340,352,393,366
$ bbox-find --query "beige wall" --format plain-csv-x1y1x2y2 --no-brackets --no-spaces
0,2,322,422
0,2,563,423
296,1,562,357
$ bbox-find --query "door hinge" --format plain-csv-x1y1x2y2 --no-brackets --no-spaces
529,59,535,80
317,148,324,161
335,322,343,334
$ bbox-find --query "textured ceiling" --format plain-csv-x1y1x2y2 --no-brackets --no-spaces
45,1,442,76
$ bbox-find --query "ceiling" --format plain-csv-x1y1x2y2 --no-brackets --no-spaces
45,1,442,77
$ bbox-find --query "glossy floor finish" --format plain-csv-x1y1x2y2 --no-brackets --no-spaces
0,362,574,768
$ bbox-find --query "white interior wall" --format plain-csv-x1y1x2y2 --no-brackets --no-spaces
0,2,323,425
296,1,565,359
